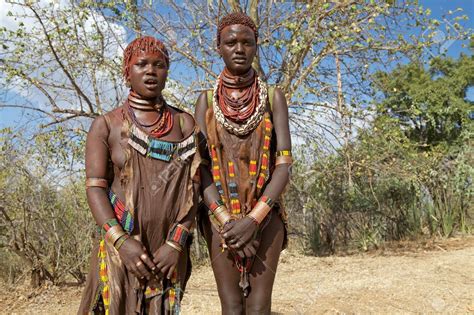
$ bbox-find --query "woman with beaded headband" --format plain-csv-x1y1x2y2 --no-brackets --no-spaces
195,12,291,314
78,36,200,314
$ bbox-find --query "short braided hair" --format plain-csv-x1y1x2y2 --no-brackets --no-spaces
122,36,169,80
217,12,258,47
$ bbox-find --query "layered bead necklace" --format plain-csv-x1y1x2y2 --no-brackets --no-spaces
218,67,258,123
127,90,173,138
214,67,267,136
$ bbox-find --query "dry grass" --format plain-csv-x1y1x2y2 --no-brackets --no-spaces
1,236,473,314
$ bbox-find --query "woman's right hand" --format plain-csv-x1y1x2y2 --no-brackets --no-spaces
117,238,157,280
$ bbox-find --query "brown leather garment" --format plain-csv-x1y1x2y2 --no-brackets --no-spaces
78,108,200,314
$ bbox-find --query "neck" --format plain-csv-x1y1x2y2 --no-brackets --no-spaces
221,67,255,89
128,90,164,110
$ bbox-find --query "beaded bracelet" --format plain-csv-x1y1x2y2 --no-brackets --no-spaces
247,195,275,225
102,218,119,234
167,223,190,249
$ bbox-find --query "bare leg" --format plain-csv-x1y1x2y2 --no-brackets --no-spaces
201,216,245,315
246,212,285,314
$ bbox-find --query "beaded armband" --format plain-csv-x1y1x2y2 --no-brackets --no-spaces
209,199,232,226
167,223,190,252
275,150,293,166
86,177,108,189
247,196,275,225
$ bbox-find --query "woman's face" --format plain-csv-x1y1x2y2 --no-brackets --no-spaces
218,24,257,75
127,51,168,99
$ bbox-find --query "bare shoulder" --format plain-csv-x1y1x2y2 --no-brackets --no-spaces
178,110,196,136
195,91,209,116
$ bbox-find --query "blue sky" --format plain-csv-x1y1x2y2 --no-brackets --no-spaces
0,0,472,129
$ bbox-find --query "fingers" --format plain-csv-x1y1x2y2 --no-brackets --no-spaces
236,249,245,259
166,264,176,280
243,246,254,258
140,253,157,274
134,259,152,280
221,220,235,234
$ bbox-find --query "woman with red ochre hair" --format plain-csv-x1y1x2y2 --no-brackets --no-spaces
78,36,200,314
195,12,291,314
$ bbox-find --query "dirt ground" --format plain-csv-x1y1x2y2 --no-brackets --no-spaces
1,236,473,314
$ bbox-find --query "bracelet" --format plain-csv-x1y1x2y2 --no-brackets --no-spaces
276,150,293,166
86,177,108,189
167,223,190,249
105,225,126,246
209,200,232,226
102,218,119,233
276,150,292,156
166,240,183,253
114,234,130,251
247,196,274,225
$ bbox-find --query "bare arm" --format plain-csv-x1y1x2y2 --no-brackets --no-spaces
261,87,292,200
85,115,115,226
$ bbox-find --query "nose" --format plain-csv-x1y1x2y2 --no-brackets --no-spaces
145,64,155,74
235,42,244,54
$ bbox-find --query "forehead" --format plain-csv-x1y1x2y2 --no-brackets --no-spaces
221,24,255,39
130,50,166,61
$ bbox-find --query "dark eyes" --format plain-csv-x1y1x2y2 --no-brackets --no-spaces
225,40,254,46
135,61,165,68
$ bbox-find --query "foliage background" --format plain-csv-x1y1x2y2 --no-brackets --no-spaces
0,0,472,286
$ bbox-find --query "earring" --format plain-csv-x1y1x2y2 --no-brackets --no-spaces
125,81,131,88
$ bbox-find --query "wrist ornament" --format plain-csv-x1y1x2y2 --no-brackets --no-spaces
105,225,126,247
275,150,293,166
165,240,183,253
247,196,275,225
102,218,119,234
167,223,190,250
209,199,232,226
114,234,130,251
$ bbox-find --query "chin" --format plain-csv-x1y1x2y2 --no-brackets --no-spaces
227,63,252,75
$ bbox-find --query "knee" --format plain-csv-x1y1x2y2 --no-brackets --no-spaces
246,298,271,315
221,300,244,315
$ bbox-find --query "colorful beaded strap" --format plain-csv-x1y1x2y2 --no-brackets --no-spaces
108,190,134,233
128,124,197,162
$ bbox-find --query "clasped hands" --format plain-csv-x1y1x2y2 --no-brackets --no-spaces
220,216,260,258
116,238,180,281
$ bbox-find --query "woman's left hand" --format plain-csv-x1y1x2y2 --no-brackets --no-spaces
152,243,180,280
220,216,258,249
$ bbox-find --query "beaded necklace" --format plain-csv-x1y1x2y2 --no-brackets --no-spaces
126,94,173,138
213,74,267,136
218,68,258,122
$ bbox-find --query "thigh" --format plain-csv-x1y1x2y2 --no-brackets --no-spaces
246,212,285,313
201,216,244,314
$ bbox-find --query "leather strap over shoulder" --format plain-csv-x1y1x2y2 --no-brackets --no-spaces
206,90,213,108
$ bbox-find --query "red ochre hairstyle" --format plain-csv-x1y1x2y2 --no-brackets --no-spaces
122,36,170,80
217,12,258,47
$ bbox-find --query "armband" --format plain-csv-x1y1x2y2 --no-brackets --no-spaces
86,177,108,189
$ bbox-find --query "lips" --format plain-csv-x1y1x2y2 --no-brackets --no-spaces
143,78,159,89
232,57,247,63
